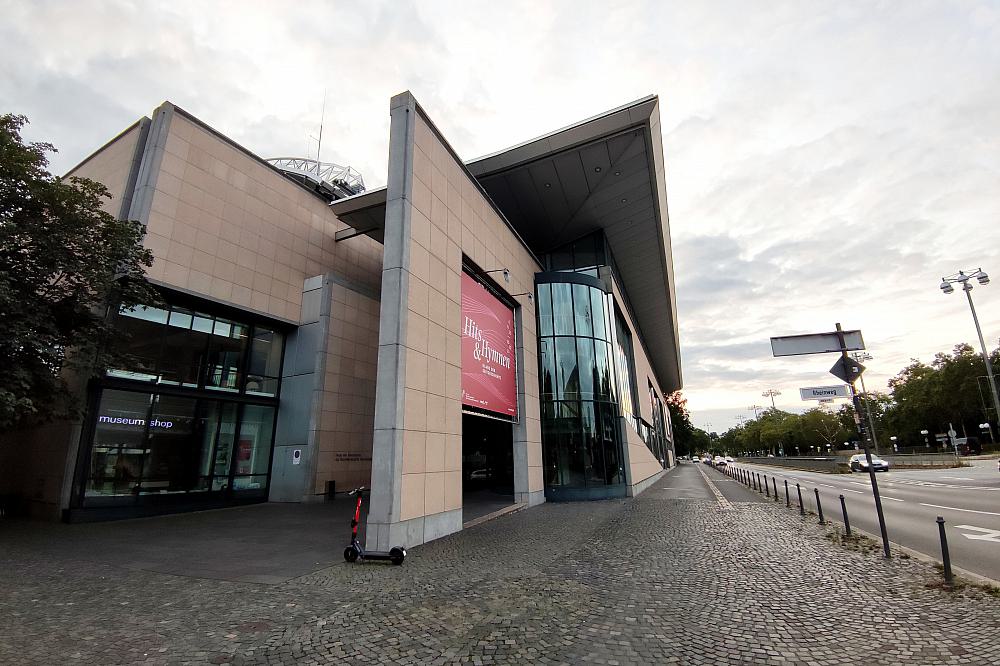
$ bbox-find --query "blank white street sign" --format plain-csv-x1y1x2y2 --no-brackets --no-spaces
771,330,865,357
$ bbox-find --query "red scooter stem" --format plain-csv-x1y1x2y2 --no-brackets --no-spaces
352,494,362,538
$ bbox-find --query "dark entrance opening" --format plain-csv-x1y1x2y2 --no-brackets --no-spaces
462,413,514,523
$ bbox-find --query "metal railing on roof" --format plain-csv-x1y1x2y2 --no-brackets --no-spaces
266,157,365,195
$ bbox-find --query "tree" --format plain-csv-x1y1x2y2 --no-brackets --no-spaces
0,114,156,430
666,391,698,456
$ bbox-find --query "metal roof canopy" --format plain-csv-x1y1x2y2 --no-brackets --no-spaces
467,96,680,392
329,95,681,391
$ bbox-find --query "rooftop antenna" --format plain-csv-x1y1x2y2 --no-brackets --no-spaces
308,89,327,176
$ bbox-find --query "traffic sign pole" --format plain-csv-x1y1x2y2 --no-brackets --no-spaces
836,322,890,558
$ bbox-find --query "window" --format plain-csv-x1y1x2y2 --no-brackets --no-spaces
536,276,624,493
83,389,273,502
109,303,284,397
612,309,638,430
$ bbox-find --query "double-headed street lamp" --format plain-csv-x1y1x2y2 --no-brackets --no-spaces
748,404,762,419
940,268,1000,429
762,389,781,409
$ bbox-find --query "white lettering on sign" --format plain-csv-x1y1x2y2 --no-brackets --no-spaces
97,415,173,429
799,385,850,401
463,316,512,370
955,525,1000,542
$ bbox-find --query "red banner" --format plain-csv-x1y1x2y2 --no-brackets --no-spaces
461,272,518,417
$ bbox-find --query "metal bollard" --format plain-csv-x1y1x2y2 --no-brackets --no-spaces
765,476,770,498
785,480,790,508
753,473,758,491
840,495,852,536
797,483,804,515
814,488,825,524
937,517,953,584
772,476,779,502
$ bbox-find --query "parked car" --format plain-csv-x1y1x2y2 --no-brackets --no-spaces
849,454,889,472
714,456,727,467
691,456,700,463
702,456,713,465
725,456,734,463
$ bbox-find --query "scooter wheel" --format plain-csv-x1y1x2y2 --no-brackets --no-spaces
389,546,406,565
344,546,359,563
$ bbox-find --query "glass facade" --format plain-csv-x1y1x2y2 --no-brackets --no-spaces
537,231,673,499
85,389,275,502
75,299,284,515
537,275,625,499
110,304,283,396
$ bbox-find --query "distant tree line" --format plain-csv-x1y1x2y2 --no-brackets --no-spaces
672,342,1000,457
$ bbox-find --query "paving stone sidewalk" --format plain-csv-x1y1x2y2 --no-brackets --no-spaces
2,465,1000,665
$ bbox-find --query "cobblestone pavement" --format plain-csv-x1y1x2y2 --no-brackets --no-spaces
3,464,1000,665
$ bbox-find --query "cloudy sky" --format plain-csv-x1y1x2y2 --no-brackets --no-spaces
4,1,999,433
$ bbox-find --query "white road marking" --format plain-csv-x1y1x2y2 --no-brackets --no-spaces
880,496,904,502
849,482,870,487
818,483,835,488
920,503,1000,517
954,525,1000,542
841,488,864,494
940,477,975,481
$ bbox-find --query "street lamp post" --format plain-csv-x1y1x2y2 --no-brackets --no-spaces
890,435,898,453
850,351,880,455
981,422,994,445
748,404,762,420
920,429,929,450
762,389,781,409
940,268,1000,431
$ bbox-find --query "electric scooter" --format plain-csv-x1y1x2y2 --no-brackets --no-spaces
344,486,406,565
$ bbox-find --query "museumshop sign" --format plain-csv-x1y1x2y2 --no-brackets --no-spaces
461,272,517,418
97,415,174,429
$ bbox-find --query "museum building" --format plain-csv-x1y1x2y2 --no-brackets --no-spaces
0,92,682,549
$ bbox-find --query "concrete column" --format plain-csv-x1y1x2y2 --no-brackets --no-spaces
366,93,416,550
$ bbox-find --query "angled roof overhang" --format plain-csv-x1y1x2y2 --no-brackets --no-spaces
467,96,681,392
329,95,681,392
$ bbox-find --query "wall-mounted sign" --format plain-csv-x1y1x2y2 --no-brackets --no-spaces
461,272,517,418
292,449,301,465
97,415,173,429
799,385,850,401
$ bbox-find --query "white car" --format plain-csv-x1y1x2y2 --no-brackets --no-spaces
849,454,889,472
725,456,734,463
714,456,727,467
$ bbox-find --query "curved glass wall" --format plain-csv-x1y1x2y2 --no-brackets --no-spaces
537,275,625,500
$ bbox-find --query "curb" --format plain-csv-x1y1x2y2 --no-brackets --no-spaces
727,465,1000,590
832,522,1000,590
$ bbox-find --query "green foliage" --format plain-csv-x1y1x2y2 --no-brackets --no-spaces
708,343,1000,454
666,391,713,457
882,343,1000,446
0,113,157,430
716,407,853,456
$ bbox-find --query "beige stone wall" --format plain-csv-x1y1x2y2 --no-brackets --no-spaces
395,106,544,525
313,283,380,495
610,278,671,485
0,421,79,519
142,109,383,323
65,121,144,217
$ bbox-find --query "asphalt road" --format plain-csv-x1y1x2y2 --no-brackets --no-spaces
713,458,1000,582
